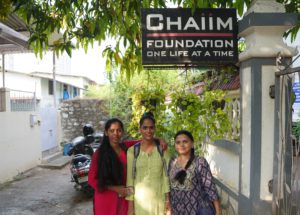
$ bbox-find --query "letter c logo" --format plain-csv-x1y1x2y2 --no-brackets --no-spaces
147,14,163,31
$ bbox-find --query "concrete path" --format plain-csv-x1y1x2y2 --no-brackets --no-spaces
0,165,93,215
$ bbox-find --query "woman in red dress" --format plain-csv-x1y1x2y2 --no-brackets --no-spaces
88,118,137,215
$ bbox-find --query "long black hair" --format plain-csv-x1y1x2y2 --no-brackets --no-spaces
97,118,124,191
174,130,195,184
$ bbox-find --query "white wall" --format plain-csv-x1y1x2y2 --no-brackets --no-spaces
0,112,42,183
0,72,42,98
40,78,58,108
4,52,71,75
54,75,89,89
208,145,239,191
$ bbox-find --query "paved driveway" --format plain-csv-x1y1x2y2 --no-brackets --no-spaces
0,165,93,215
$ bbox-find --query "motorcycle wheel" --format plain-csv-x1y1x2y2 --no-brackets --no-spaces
81,183,94,198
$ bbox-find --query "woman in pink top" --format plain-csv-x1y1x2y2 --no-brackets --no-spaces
88,118,138,215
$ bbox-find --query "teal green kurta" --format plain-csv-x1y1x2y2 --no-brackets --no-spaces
126,145,170,215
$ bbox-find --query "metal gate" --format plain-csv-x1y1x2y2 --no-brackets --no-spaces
272,54,300,215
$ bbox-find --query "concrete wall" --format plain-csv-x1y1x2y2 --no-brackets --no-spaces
207,140,240,215
0,111,41,184
208,145,239,191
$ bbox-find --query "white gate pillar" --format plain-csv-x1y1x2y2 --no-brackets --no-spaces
238,0,297,214
0,87,10,112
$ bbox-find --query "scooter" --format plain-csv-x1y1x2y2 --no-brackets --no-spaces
67,124,102,196
68,136,94,195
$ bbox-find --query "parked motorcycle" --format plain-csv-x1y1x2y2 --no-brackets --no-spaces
67,124,102,196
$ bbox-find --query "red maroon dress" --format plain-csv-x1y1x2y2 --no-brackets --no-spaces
88,140,138,215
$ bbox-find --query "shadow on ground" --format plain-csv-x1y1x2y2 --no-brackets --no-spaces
0,165,93,215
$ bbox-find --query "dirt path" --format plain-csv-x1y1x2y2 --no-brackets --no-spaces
0,165,93,215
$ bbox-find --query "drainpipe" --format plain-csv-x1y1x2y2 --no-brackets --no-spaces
2,53,4,88
53,51,57,108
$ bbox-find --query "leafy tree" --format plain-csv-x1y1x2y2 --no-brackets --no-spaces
84,69,178,137
0,0,298,78
0,0,11,19
125,69,178,138
84,75,134,130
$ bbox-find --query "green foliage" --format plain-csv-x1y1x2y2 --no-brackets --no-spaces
128,87,168,139
127,70,178,138
123,68,232,156
0,0,11,20
84,85,111,99
238,39,246,53
84,78,134,130
4,0,298,78
187,65,239,87
167,89,231,155
84,69,178,137
84,68,232,156
168,90,203,141
107,77,134,129
292,121,300,141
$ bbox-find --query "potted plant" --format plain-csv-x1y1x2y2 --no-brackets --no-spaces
167,89,232,155
128,87,168,139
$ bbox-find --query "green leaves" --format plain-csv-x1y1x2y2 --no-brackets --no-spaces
167,89,231,155
284,20,300,42
0,0,12,20
6,0,300,77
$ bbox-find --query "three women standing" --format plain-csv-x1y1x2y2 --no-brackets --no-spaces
89,116,220,215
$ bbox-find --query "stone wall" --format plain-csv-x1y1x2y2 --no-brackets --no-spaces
60,98,108,142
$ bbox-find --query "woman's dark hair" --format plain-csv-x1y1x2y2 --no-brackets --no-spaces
139,111,155,127
97,118,124,191
174,130,195,184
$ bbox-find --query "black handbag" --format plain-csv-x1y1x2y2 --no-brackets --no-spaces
197,201,215,215
197,191,216,215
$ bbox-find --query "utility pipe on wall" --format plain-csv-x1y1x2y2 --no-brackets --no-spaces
2,54,5,88
52,51,57,108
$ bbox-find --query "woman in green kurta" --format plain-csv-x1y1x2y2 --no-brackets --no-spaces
126,112,171,215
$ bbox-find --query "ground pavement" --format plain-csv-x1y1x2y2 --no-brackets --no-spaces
0,165,93,215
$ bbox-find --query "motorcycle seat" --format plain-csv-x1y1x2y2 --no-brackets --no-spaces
72,154,90,164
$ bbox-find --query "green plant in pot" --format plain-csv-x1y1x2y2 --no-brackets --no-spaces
167,89,231,155
128,87,168,139
167,90,204,153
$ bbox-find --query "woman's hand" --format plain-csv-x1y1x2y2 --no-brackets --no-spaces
128,201,134,215
157,138,168,151
213,200,222,215
165,193,171,215
165,201,171,215
117,186,128,197
107,185,127,197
